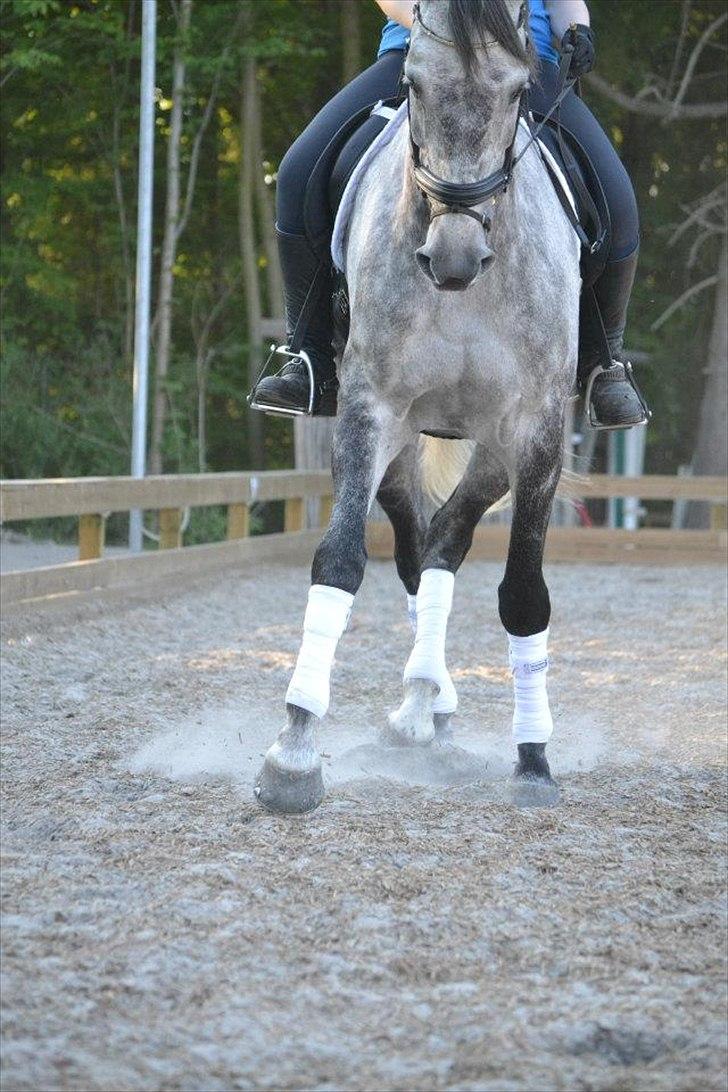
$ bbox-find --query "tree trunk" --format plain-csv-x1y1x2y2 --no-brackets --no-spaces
111,0,136,371
341,0,361,84
290,1,358,521
685,233,728,528
238,39,265,469
252,111,283,320
149,0,192,475
197,349,211,474
295,416,336,527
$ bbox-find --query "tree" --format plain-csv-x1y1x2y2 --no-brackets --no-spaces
1,0,725,519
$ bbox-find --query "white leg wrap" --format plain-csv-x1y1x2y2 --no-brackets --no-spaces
403,568,457,714
286,585,353,719
507,629,553,744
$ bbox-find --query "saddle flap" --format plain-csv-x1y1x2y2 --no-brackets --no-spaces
532,113,612,286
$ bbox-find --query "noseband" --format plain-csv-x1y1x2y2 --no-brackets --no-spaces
409,96,525,231
407,2,571,232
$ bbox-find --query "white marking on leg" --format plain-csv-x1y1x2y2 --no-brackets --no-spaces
406,593,417,634
507,628,553,743
286,585,353,718
403,568,457,714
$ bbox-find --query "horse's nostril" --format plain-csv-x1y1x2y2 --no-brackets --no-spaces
480,252,495,273
416,250,434,279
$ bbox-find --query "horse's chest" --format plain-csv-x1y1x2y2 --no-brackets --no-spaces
350,276,540,379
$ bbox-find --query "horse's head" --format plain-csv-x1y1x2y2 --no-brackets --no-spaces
406,0,532,290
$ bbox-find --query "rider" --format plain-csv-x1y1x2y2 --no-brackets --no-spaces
251,0,648,430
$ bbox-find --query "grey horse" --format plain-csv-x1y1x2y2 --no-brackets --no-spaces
255,0,580,814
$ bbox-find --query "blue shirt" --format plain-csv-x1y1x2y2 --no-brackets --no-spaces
378,0,558,64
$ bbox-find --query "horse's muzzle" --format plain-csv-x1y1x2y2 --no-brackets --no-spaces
416,212,495,289
416,245,495,289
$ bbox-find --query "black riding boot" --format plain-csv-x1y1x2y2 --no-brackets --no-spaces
249,229,338,417
578,248,650,429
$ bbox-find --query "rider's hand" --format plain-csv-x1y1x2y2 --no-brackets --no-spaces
560,24,595,79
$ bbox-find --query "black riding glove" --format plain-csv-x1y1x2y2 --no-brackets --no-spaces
560,24,595,79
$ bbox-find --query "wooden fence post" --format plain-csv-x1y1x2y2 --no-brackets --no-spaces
78,514,105,560
159,508,182,549
319,494,333,527
284,497,304,532
227,503,250,540
710,503,727,531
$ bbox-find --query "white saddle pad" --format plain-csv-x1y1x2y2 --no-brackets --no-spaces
331,100,408,272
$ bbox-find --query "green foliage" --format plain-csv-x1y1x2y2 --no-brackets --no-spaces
0,0,726,490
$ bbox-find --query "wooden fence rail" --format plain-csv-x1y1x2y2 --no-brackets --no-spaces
1,471,726,610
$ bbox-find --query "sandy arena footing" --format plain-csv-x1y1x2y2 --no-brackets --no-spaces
1,558,726,1091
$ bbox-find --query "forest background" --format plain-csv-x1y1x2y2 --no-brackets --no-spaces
1,0,726,542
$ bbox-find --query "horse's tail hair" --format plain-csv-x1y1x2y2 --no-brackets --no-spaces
417,436,586,511
418,435,476,506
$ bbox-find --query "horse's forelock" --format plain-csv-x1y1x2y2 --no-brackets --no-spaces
447,0,533,74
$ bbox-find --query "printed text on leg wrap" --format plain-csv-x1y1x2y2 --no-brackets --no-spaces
507,628,553,743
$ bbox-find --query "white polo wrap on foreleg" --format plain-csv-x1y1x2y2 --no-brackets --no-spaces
403,568,457,713
286,584,354,719
507,628,553,743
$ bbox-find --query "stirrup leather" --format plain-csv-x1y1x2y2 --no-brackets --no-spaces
583,359,652,431
248,344,315,418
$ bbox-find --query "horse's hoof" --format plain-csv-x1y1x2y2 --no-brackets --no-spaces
254,757,325,815
384,678,439,746
509,742,559,807
509,770,560,808
433,712,454,743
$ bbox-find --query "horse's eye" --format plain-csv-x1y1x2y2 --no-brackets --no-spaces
510,84,526,103
403,75,419,96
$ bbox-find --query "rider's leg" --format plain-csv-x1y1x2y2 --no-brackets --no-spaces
250,49,405,417
530,62,648,429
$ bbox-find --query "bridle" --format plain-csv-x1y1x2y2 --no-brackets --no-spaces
407,2,576,233
409,97,524,231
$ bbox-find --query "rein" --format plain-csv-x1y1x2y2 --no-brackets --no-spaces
408,3,578,232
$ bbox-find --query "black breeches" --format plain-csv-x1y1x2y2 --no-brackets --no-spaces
529,60,639,261
276,50,406,240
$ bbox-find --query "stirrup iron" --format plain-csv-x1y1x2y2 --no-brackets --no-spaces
248,344,315,418
584,359,652,431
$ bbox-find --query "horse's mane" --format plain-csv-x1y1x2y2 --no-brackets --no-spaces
448,0,533,73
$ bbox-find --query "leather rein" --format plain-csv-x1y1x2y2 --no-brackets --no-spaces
408,3,577,231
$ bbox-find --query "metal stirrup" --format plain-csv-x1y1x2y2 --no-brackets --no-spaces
248,346,315,417
584,360,651,431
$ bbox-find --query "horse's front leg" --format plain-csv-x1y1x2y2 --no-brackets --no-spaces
387,444,508,746
376,443,427,622
499,414,563,805
255,400,404,814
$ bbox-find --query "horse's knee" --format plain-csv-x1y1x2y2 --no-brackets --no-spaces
312,526,367,595
498,573,550,636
